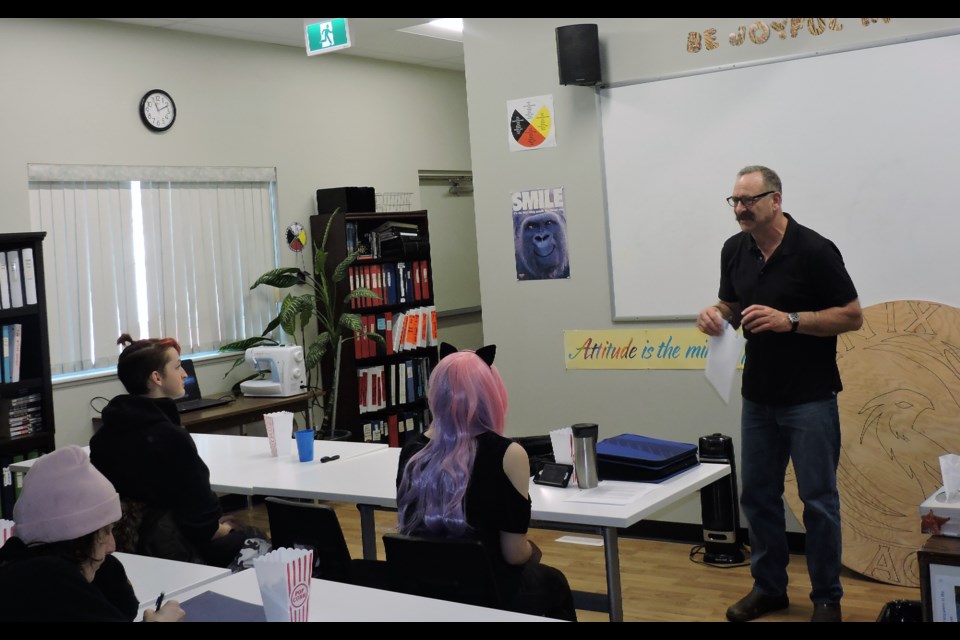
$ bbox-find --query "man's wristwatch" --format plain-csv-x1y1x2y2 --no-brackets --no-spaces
788,312,800,333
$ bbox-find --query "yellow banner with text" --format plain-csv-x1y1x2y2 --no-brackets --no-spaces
563,328,745,370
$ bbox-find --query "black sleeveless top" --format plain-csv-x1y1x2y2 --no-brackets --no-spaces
397,430,531,563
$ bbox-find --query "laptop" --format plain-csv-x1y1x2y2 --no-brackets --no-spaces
175,359,233,413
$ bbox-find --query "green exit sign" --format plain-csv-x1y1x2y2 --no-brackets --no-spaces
305,18,352,56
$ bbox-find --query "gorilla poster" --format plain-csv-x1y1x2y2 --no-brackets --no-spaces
512,187,570,281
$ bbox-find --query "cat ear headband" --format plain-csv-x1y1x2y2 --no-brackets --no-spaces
439,342,496,368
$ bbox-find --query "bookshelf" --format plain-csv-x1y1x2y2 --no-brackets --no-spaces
309,210,438,446
0,232,54,518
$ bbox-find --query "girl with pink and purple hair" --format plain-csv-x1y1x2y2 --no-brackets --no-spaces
397,344,576,621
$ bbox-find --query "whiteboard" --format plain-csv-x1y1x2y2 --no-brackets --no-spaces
601,35,960,320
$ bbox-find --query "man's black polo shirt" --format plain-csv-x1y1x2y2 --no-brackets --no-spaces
718,213,858,406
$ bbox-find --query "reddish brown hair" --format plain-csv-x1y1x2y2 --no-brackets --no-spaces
116,333,181,395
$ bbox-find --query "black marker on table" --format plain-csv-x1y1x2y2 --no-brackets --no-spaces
320,455,340,463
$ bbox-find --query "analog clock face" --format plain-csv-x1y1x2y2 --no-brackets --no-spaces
140,90,176,132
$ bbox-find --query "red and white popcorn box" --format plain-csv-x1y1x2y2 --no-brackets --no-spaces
0,520,13,548
263,411,294,458
254,547,313,622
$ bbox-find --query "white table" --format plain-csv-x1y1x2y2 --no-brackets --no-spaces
114,551,230,608
250,446,730,622
6,435,387,495
190,434,386,494
171,567,558,622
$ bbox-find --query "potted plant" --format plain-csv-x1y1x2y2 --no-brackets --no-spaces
220,209,381,439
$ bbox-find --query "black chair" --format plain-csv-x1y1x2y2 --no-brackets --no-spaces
264,497,388,588
382,533,503,608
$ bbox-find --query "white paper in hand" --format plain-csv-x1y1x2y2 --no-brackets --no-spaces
704,322,745,404
254,547,313,622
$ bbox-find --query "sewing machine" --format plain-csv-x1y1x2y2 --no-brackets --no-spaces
239,345,306,397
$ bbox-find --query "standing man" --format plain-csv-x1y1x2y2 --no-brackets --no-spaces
697,166,862,623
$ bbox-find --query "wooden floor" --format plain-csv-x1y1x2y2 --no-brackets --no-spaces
230,500,919,622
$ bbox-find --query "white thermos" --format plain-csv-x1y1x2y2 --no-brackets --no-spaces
572,423,599,489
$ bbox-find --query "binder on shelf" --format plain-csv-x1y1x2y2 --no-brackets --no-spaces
383,312,394,356
413,263,422,301
6,251,23,308
0,456,15,519
11,324,21,383
0,253,9,310
1,325,10,383
418,307,428,348
21,248,37,306
420,261,430,299
405,361,415,403
387,414,400,448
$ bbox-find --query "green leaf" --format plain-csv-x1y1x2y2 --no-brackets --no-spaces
367,332,385,344
332,250,359,283
344,288,380,305
279,293,315,335
339,313,363,333
320,207,340,251
306,338,330,371
218,336,279,352
251,268,302,290
299,305,313,330
313,247,328,278
261,315,282,337
221,354,249,379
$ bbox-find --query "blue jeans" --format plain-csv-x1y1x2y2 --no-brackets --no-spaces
740,397,843,604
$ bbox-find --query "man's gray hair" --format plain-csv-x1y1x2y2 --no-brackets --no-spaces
738,165,782,194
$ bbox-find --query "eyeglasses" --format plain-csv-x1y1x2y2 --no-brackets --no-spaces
726,191,775,207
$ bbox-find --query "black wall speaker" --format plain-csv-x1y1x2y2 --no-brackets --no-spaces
698,433,745,564
556,24,601,86
316,186,375,214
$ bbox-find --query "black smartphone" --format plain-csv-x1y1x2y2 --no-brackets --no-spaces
533,462,574,488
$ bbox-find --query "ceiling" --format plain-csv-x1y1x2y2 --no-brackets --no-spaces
99,18,465,71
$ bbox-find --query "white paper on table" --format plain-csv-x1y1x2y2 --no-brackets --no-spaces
564,482,654,505
549,427,576,484
704,322,745,404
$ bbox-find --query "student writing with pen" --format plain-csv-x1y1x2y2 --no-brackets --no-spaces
0,446,185,621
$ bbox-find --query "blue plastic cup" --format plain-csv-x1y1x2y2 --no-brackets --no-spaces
294,429,315,462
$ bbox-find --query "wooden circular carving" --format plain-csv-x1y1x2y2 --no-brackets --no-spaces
785,300,960,587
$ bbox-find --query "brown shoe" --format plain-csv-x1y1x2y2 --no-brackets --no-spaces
726,590,789,622
811,602,842,622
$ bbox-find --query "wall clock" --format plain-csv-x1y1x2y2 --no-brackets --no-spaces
139,89,176,132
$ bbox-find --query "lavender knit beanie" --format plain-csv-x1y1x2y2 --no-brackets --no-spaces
13,446,121,545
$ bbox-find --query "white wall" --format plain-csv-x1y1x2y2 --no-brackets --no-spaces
0,18,471,447
462,18,960,525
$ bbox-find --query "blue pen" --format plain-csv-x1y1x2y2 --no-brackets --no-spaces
155,591,165,611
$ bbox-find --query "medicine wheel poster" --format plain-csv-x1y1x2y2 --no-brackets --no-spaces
784,300,960,587
507,95,556,151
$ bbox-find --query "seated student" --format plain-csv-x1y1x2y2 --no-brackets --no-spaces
89,334,247,568
0,446,185,622
396,344,577,621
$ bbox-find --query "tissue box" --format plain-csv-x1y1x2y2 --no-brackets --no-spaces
920,487,960,537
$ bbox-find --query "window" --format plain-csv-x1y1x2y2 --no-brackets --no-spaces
28,164,280,376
